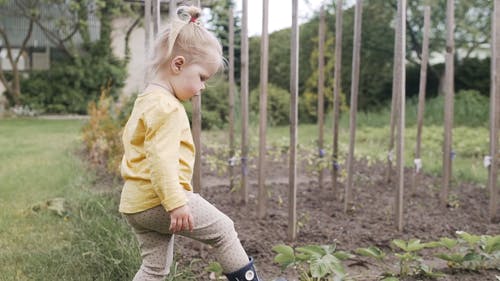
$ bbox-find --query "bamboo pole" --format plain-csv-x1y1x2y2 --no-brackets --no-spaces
413,6,431,191
289,0,299,241
386,12,400,185
394,0,407,232
258,0,269,219
240,0,250,204
144,0,151,84
152,0,160,37
169,0,176,20
332,0,343,196
488,0,500,221
228,7,236,191
344,0,363,213
441,0,455,206
192,0,202,193
317,5,326,189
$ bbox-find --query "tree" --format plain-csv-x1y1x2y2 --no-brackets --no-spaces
0,0,133,107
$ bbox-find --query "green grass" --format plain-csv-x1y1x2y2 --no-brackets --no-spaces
204,123,490,185
0,119,141,281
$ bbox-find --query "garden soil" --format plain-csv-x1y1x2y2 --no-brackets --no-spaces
171,153,499,281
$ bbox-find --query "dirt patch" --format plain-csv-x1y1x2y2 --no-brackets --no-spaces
174,153,500,280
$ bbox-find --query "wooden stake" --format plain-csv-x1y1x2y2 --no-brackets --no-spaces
289,0,299,241
191,0,202,193
332,0,344,196
152,0,160,37
344,0,363,213
169,0,176,20
387,9,400,185
144,0,151,84
258,0,269,219
228,7,236,191
488,0,500,221
441,0,455,206
413,6,431,191
317,5,326,189
240,0,250,204
394,0,407,232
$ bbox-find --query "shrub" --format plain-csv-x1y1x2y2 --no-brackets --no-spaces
81,85,124,178
19,50,126,114
184,78,231,130
250,83,290,126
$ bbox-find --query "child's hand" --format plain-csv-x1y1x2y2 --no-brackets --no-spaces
169,205,194,233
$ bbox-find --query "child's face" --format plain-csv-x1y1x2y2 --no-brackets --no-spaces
170,57,219,101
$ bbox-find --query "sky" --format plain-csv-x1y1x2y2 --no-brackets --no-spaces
234,0,328,36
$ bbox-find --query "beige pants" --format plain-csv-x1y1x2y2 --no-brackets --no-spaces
124,192,250,281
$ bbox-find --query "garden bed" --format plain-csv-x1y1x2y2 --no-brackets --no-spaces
175,152,500,281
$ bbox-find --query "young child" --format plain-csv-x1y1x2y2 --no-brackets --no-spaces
119,5,263,281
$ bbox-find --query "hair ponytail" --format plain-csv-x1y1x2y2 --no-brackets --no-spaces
149,5,223,78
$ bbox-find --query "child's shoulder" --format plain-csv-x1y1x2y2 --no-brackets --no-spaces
138,89,183,120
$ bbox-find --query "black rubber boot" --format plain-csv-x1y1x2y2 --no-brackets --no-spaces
225,257,261,281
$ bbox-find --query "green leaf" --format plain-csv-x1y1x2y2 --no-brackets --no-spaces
437,237,459,249
334,251,355,261
463,252,482,262
205,262,223,276
355,246,386,260
484,235,500,254
407,239,426,252
392,239,408,252
272,245,295,269
320,243,337,255
436,253,465,263
296,245,326,259
310,254,342,278
456,231,481,245
310,258,329,278
419,264,445,278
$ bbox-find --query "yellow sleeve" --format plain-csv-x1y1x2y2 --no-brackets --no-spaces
143,102,187,211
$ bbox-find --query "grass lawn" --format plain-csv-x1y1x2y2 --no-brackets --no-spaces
205,122,490,185
0,118,138,281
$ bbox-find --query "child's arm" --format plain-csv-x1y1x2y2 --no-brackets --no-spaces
144,102,192,227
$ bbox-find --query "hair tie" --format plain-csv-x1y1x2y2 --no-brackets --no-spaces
176,6,201,25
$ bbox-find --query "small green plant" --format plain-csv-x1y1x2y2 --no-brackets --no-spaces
390,239,443,278
357,240,442,280
273,243,353,281
205,261,224,280
435,231,500,270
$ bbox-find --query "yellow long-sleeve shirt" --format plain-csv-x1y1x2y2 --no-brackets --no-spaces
119,87,195,214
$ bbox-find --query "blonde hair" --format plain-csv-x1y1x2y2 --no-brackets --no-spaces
149,6,224,77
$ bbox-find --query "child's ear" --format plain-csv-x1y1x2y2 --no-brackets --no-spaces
170,56,185,74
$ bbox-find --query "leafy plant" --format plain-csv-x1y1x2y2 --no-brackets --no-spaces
81,85,124,178
435,231,500,270
273,243,353,281
390,239,443,278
